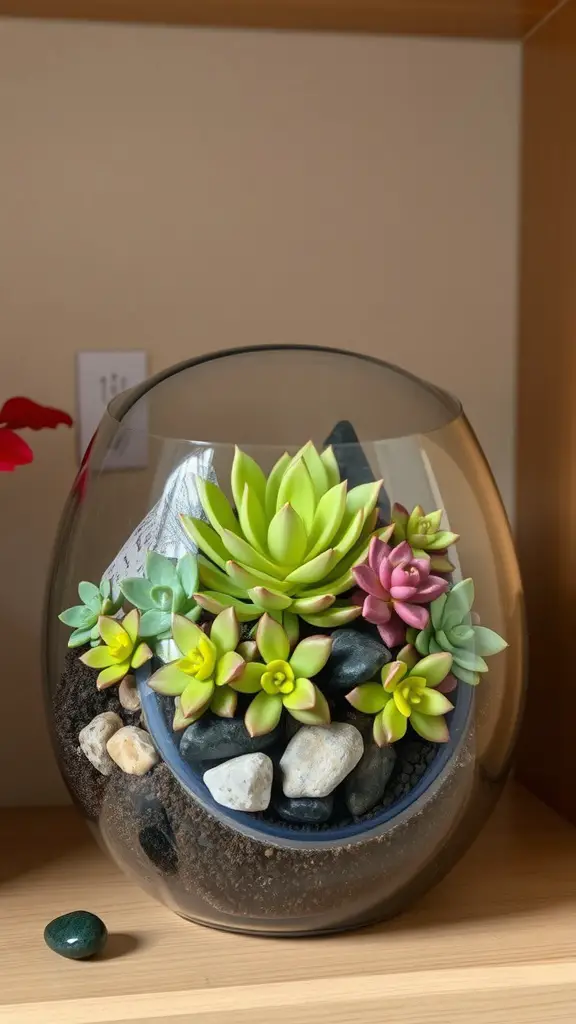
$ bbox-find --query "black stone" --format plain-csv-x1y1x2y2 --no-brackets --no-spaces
322,629,392,694
324,420,391,522
139,824,178,874
44,911,107,960
180,715,283,763
273,793,334,825
345,742,397,817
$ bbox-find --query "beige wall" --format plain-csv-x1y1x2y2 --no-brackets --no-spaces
0,19,520,804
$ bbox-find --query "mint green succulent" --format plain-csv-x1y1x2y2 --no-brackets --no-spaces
408,578,508,686
59,579,123,648
119,552,200,642
181,442,389,629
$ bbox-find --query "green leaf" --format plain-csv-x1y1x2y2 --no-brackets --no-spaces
268,503,308,567
226,560,292,594
198,556,247,598
181,677,214,717
426,530,459,551
194,591,261,621
196,477,240,539
139,609,171,638
301,568,354,599
282,676,316,711
301,604,362,628
68,626,95,648
120,577,156,611
297,441,329,501
288,685,331,726
290,594,335,615
414,625,431,656
430,594,447,631
231,661,266,693
97,661,131,689
99,578,111,600
444,579,475,627
131,642,153,669
222,529,287,578
382,698,408,743
177,553,199,599
215,650,245,686
305,482,347,560
98,616,128,648
146,551,179,589
210,685,238,718
346,683,387,714
265,452,291,520
283,611,299,649
245,691,283,737
256,613,289,663
320,445,340,488
413,653,453,688
150,585,173,611
147,662,191,695
410,711,450,742
417,688,454,716
210,606,240,657
59,605,96,628
239,485,268,554
231,446,267,512
345,480,382,521
452,664,481,686
179,516,228,570
172,696,200,731
172,613,205,658
285,549,338,586
449,624,475,644
397,645,418,670
290,635,331,678
332,509,366,561
80,646,118,668
381,661,407,690
473,625,508,656
451,648,489,673
78,581,102,611
249,587,292,612
276,456,316,533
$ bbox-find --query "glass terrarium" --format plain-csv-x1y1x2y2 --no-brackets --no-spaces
44,346,524,935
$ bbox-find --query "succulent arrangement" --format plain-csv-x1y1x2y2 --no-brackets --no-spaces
59,441,508,823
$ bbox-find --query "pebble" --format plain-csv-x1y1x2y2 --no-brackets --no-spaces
78,712,122,776
345,742,397,816
203,753,273,812
273,793,334,824
118,674,141,711
280,723,364,799
180,716,282,763
139,824,178,874
323,629,392,694
44,911,107,960
106,726,159,775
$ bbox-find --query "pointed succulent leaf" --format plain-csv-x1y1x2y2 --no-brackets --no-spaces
210,684,238,718
185,605,202,623
139,608,171,638
382,698,408,743
171,613,205,658
98,615,129,649
414,625,432,656
90,624,100,641
180,516,229,570
282,676,316,711
256,613,290,663
181,677,214,717
410,711,450,742
68,626,95,648
245,691,283,737
232,661,266,693
332,509,366,561
131,642,153,669
345,480,382,521
148,662,191,695
452,664,481,686
425,530,459,551
290,635,331,678
119,577,156,611
301,567,354,598
78,581,102,611
97,661,131,689
238,640,257,661
215,650,245,687
472,625,508,656
413,652,453,688
288,685,331,726
346,683,388,714
145,551,179,589
451,648,489,673
239,484,268,554
267,503,308,566
373,709,389,747
305,481,347,560
429,553,455,573
196,477,240,539
226,560,292,594
290,594,335,615
222,529,287,578
444,579,475,626
149,585,173,611
80,646,118,669
301,604,361,627
194,591,261,621
430,594,448,631
391,503,409,541
320,445,341,488
397,644,419,670
276,456,316,532
285,548,338,585
121,608,139,644
417,688,454,716
59,605,95,628
231,446,267,511
449,624,475,644
283,610,300,649
172,696,200,732
298,441,329,500
177,553,199,598
198,556,247,598
99,578,111,600
265,451,292,520
209,607,239,657
248,587,292,612
381,661,407,691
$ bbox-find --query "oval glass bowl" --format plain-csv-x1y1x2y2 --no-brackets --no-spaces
44,346,524,935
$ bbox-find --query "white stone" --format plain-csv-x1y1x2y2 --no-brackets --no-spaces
79,712,122,776
118,674,141,711
203,753,273,812
280,723,364,798
106,726,159,776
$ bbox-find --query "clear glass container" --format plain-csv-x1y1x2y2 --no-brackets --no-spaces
44,346,524,935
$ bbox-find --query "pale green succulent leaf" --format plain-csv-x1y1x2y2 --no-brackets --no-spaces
98,615,129,648
426,530,459,551
149,585,173,611
131,642,153,669
305,481,347,560
99,578,111,600
181,677,215,718
444,578,475,626
382,699,408,743
301,604,362,627
146,551,179,589
215,650,245,687
410,710,450,742
80,646,118,669
298,441,329,501
346,683,387,714
68,626,95,648
194,591,261,621
276,456,316,532
332,509,366,561
449,624,475,644
433,629,456,655
239,484,269,554
417,688,454,716
301,568,353,599
172,696,201,731
397,644,419,670
147,662,191,695
139,609,171,638
222,529,288,578
196,477,240,540
177,553,199,599
345,480,382,521
265,452,292,520
282,676,316,711
452,648,489,673
226,560,293,595
210,606,240,657
290,594,335,615
452,664,481,685
198,556,247,598
97,661,131,689
414,652,453,688
257,613,290,663
78,581,102,612
248,587,292,612
414,626,431,656
290,635,331,678
231,446,267,512
285,548,338,585
122,609,140,645
267,503,308,566
231,661,266,693
59,605,95,628
473,625,508,656
288,685,331,726
210,684,238,718
180,516,229,570
245,691,283,737
320,445,341,488
119,577,156,611
283,610,300,649
430,594,448,631
171,613,205,657
381,660,408,690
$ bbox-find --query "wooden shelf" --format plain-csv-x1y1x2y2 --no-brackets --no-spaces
2,783,576,1022
0,0,562,40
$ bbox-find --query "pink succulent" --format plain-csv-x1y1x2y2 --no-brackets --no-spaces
352,538,449,648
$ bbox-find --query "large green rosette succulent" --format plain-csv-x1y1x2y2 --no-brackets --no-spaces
181,442,389,628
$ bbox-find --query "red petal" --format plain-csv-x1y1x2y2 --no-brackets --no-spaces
0,428,34,471
0,396,72,431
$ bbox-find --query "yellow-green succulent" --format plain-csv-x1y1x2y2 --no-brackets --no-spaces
181,442,390,628
79,610,153,689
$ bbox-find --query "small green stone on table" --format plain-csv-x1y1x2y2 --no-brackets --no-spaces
43,911,107,960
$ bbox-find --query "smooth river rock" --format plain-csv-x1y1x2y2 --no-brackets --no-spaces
180,716,282,762
106,726,159,775
204,753,273,812
273,793,334,825
78,712,122,776
345,742,397,816
118,674,141,711
44,911,107,960
280,723,364,799
324,629,392,694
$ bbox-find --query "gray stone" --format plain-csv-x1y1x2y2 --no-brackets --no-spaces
180,716,282,762
118,674,141,711
203,753,273,812
323,629,392,694
280,723,364,799
106,726,159,775
345,742,397,816
78,712,122,776
273,793,334,825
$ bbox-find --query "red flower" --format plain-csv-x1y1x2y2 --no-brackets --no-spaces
0,396,72,471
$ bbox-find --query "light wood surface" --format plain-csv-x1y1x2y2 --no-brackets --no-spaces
2,784,576,1022
0,0,562,40
516,0,576,820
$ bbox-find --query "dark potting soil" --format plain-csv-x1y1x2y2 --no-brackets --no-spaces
54,648,445,930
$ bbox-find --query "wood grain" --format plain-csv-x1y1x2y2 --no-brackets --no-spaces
0,0,561,40
516,0,576,820
2,785,576,1022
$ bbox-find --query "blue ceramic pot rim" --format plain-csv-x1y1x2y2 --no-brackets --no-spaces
136,662,474,848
